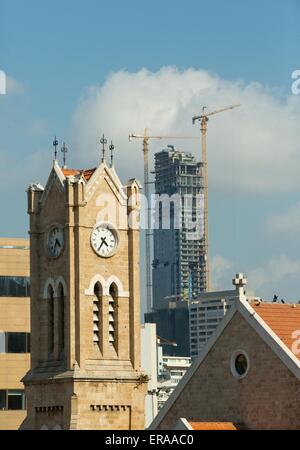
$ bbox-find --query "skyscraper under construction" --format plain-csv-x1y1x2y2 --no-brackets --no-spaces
152,147,207,310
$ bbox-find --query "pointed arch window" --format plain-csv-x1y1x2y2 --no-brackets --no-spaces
48,285,54,356
93,283,102,348
109,284,118,347
57,284,65,356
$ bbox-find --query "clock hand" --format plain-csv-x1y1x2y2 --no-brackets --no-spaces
98,237,108,251
55,238,61,248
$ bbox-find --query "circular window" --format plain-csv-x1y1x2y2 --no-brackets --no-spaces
230,350,250,379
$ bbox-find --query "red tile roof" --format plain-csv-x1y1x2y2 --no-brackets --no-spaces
250,301,300,359
190,422,239,430
61,168,96,181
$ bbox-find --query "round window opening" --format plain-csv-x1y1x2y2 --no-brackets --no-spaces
235,353,248,376
230,350,250,379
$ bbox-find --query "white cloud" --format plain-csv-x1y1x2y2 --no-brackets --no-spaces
266,202,300,235
211,254,233,290
71,66,300,193
247,254,300,294
5,76,25,95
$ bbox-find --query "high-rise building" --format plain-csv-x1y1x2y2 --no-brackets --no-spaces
0,238,30,430
152,148,205,310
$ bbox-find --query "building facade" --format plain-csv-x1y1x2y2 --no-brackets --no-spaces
141,323,159,428
157,355,191,412
0,238,30,430
151,275,300,430
152,148,205,309
22,158,147,430
189,290,236,358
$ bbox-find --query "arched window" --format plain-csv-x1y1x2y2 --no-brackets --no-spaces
109,283,118,348
48,285,54,356
93,283,102,349
57,284,65,356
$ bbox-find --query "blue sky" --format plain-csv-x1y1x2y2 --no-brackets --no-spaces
1,0,300,305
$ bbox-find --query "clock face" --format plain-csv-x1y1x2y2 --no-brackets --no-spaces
91,224,118,257
47,225,64,258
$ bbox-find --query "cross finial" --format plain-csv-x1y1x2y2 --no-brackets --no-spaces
61,142,68,168
100,134,107,163
232,273,247,301
109,141,114,167
53,136,58,160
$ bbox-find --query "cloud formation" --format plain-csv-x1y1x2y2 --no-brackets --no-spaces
266,202,300,235
71,66,300,193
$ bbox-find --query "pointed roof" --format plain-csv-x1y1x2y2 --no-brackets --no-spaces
61,168,97,182
250,301,300,360
150,296,300,429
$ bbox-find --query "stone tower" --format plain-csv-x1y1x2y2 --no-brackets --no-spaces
21,158,147,430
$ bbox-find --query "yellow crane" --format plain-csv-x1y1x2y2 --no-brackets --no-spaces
192,103,241,291
129,130,200,313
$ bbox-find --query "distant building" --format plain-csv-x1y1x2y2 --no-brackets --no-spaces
157,355,191,412
0,238,30,430
152,148,206,310
189,289,237,358
141,323,159,427
151,274,300,430
145,297,190,357
141,322,191,426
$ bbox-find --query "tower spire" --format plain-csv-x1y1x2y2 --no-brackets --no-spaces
109,141,114,167
100,134,107,163
61,142,68,168
53,136,58,160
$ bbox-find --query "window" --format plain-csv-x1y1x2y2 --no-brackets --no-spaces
48,286,54,355
93,283,102,348
0,332,30,353
230,350,250,379
0,276,30,297
57,284,65,356
0,390,26,410
109,284,118,347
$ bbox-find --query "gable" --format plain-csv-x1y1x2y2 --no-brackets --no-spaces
151,308,300,430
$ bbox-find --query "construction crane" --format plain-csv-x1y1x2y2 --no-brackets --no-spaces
192,104,241,292
129,130,200,314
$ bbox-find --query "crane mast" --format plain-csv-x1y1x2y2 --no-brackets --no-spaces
129,131,199,313
192,104,241,292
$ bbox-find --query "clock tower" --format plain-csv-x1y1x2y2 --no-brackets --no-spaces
21,153,147,430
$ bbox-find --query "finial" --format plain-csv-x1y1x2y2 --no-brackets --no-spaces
61,142,68,168
100,134,107,163
53,136,58,160
109,141,114,167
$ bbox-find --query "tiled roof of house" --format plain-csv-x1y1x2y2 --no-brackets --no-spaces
250,301,300,359
62,168,96,181
189,422,240,430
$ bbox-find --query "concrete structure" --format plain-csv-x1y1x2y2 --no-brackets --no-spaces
189,290,237,358
151,274,300,430
22,158,147,430
157,355,191,412
141,323,158,427
152,148,205,309
145,298,190,357
0,238,30,430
